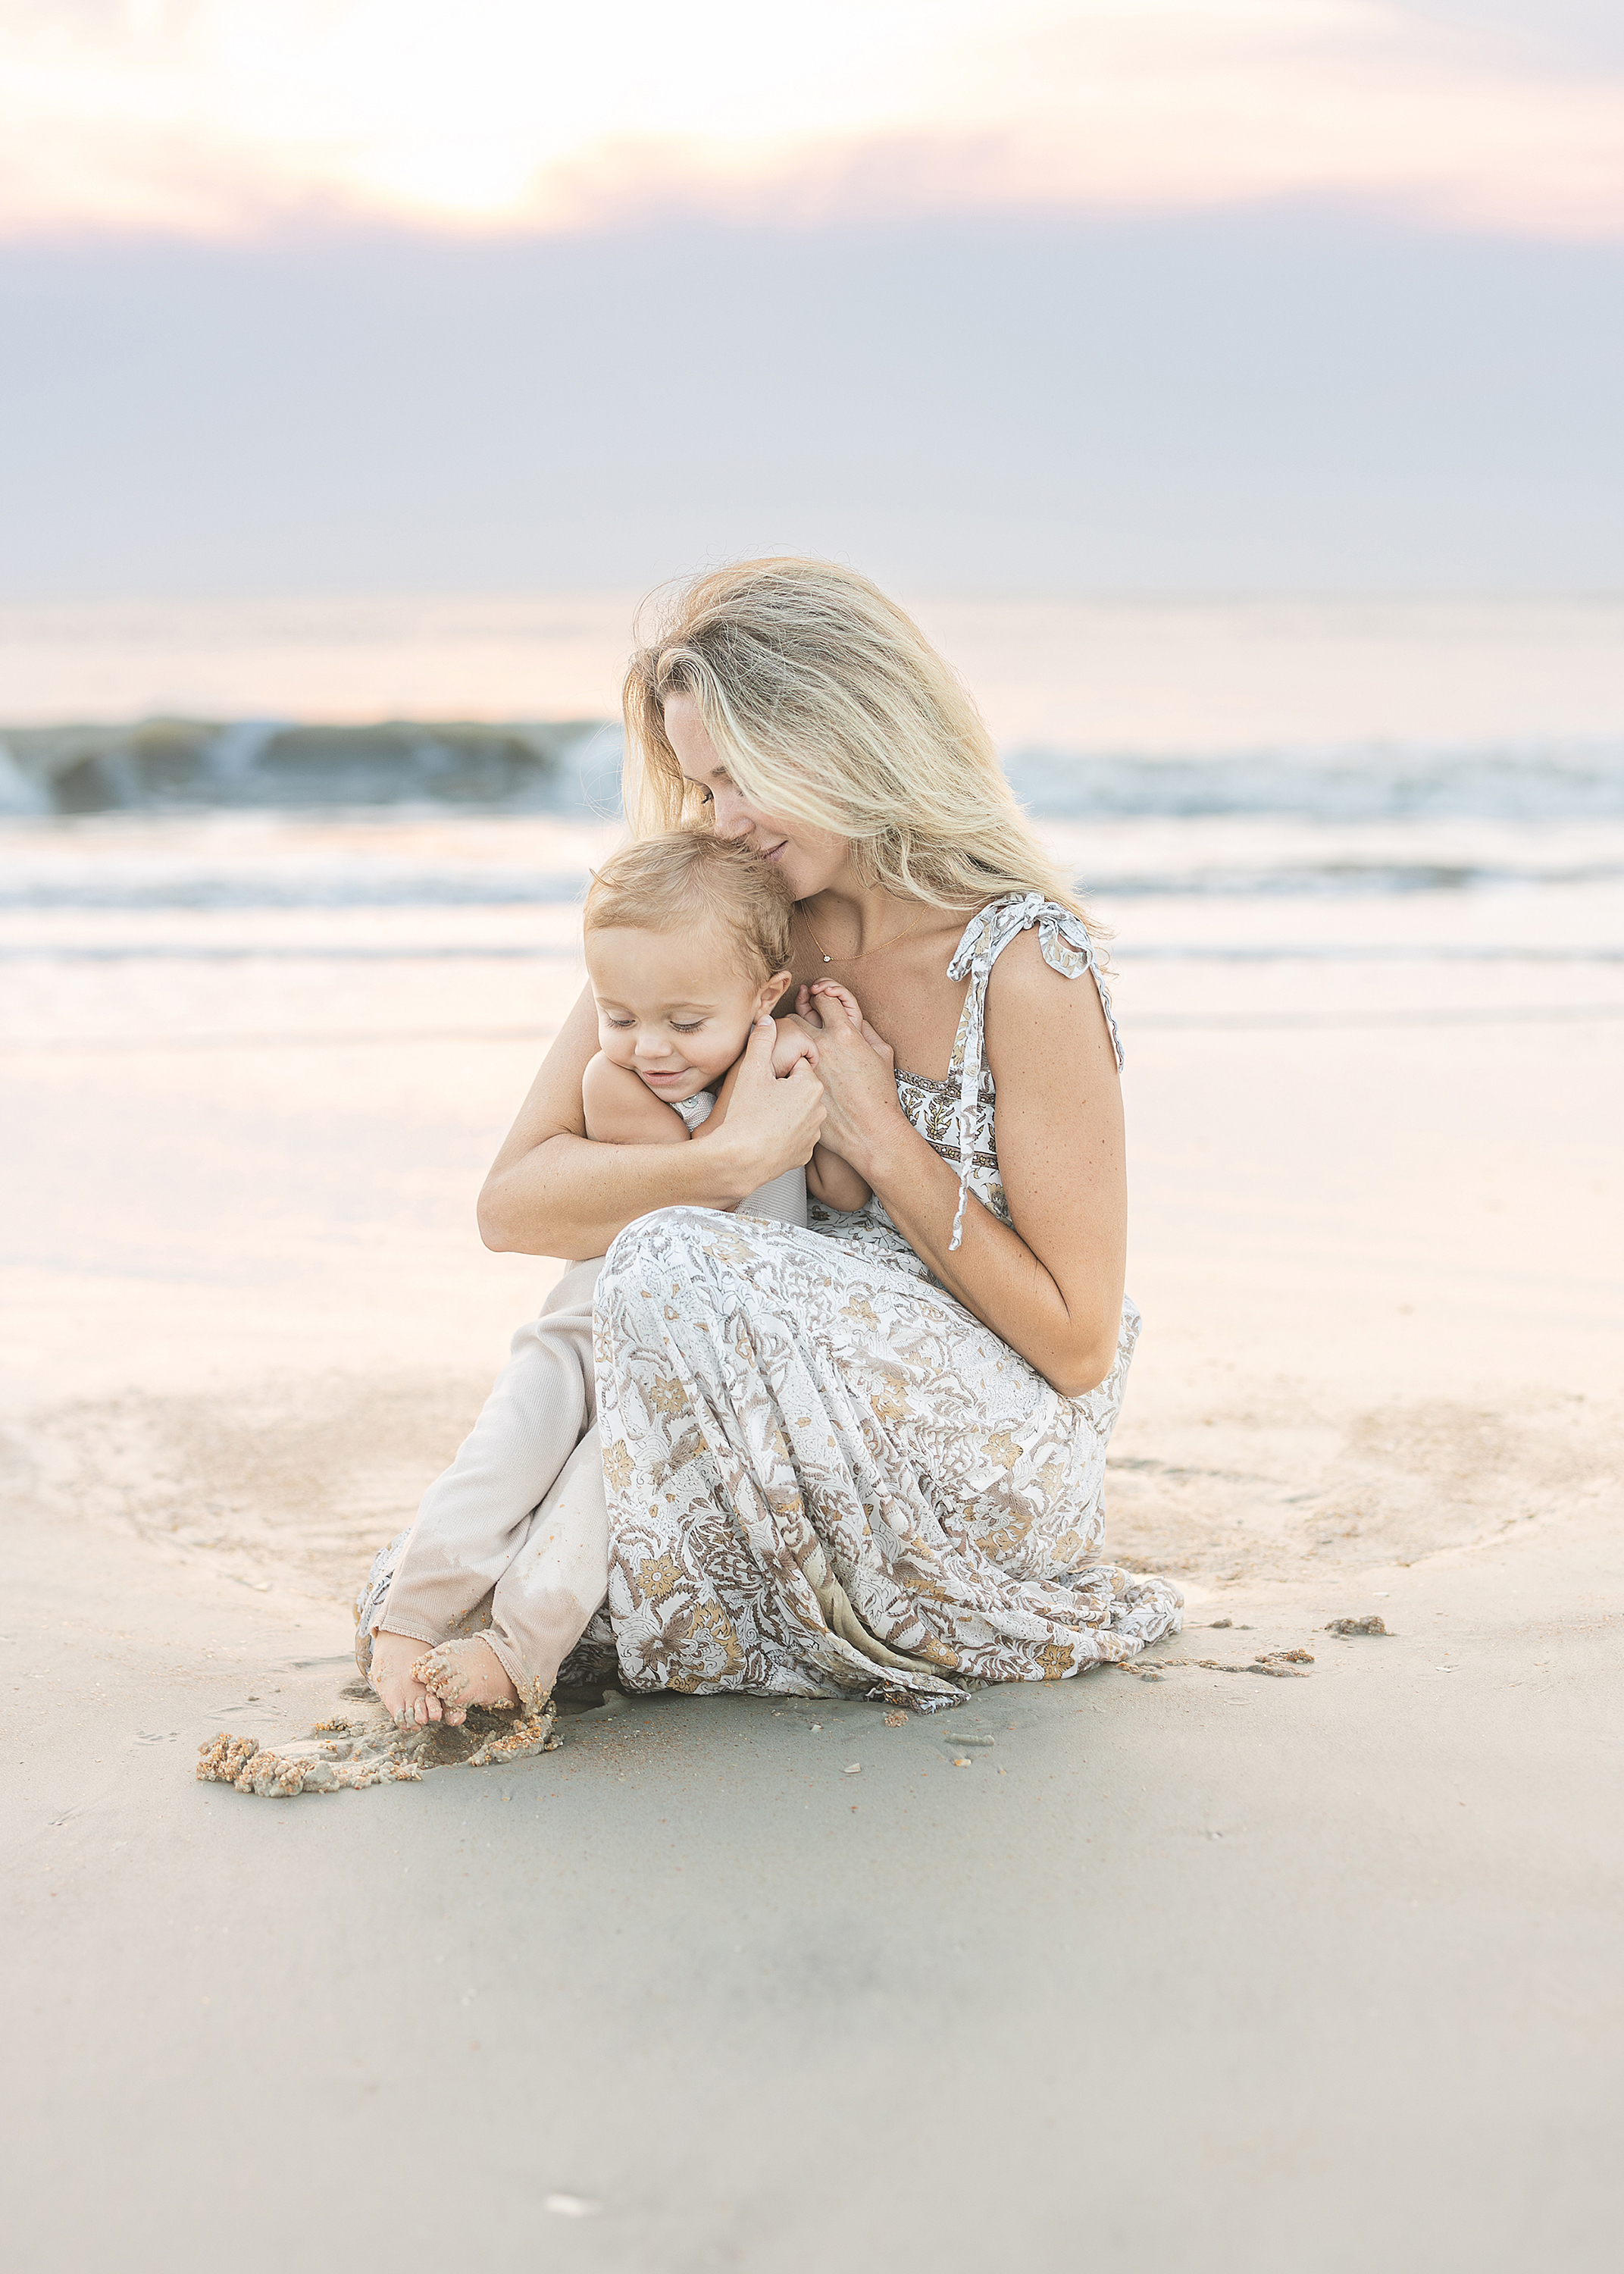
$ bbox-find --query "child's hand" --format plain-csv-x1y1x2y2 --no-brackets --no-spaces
770,1022,820,1080
799,980,895,1074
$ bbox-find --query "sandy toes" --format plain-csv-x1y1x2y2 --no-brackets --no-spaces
412,1640,564,1768
367,1627,441,1726
413,1635,521,1723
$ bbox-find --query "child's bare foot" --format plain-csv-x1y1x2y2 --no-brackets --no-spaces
368,1628,445,1725
415,1637,521,1724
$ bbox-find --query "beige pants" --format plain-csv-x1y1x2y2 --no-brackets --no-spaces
364,1170,806,1701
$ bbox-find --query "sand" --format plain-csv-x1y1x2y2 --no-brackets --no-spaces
4,944,1622,2269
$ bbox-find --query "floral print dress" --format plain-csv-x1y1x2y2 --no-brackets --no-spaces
578,893,1181,1709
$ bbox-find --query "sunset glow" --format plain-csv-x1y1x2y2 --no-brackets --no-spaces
2,0,1622,241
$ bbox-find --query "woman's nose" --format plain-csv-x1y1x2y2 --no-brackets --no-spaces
711,790,755,841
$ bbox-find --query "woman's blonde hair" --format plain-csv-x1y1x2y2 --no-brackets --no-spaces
621,558,1087,921
584,830,793,982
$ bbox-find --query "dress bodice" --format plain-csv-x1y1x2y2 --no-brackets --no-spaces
809,892,1122,1253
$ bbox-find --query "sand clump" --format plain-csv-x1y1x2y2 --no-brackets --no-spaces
1111,1646,1316,1682
196,1698,559,1799
196,1724,425,1796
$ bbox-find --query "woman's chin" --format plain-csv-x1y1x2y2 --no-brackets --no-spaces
781,857,833,903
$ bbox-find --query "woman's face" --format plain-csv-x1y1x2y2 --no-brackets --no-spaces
664,691,850,904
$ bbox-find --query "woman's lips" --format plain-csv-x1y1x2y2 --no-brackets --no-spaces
761,841,787,863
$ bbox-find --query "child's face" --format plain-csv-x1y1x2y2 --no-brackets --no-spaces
587,921,785,1104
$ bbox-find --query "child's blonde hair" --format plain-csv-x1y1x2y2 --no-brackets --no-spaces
584,831,793,983
621,556,1087,922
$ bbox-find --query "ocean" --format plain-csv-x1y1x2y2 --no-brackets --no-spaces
2,594,1621,1054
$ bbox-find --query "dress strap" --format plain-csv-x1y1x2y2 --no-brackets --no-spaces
942,891,1122,1251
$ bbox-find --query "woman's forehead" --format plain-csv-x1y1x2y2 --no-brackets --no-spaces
664,692,724,772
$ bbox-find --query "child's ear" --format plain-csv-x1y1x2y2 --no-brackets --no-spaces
756,969,793,1017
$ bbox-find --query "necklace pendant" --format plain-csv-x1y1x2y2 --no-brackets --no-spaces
822,953,831,962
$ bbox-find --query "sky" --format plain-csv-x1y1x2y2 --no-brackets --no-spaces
8,0,1624,240
1,1,1620,598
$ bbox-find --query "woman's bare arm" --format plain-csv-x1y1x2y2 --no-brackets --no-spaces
794,938,1126,1396
478,984,827,1258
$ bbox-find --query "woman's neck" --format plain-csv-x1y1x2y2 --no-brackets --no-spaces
799,869,951,960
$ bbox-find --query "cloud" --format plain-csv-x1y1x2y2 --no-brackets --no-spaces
2,0,1622,240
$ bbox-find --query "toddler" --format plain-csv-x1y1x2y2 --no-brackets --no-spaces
360,832,870,1729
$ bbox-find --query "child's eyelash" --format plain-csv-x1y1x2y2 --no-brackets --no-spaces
671,1020,704,1034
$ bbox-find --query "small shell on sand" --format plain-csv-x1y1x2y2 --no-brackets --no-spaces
1325,1615,1389,1637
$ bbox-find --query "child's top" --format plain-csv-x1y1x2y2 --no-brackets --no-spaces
672,1088,806,1227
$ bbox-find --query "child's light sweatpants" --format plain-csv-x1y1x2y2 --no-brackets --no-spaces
355,1165,806,1704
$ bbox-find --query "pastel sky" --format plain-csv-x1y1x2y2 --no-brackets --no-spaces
5,0,1624,241
2,2,1620,602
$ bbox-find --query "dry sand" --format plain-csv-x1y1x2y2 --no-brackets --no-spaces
4,950,1621,2271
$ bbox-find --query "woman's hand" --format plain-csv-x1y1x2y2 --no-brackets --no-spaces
791,982,907,1179
714,1015,828,1184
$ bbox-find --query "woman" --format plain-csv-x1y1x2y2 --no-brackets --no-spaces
365,558,1181,1722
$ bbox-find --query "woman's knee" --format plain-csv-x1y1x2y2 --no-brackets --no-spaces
601,1207,754,1307
598,1207,778,1356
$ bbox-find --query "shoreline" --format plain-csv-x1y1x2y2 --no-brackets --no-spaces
5,869,1620,2266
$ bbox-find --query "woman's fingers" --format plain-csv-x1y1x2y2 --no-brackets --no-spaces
727,1015,828,1172
734,1013,781,1086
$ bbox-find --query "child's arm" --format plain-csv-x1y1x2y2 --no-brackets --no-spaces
702,1001,874,1211
804,1142,872,1213
580,1051,692,1146
799,982,877,1210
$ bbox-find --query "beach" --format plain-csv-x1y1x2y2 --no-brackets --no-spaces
4,597,1622,2267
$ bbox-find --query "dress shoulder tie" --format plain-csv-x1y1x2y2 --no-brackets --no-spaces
942,891,1122,1251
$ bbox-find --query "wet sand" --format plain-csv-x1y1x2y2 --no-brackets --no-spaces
4,949,1622,2269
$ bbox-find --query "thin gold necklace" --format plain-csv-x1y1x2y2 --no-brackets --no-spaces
799,904,932,963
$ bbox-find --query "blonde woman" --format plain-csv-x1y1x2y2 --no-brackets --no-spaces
378,558,1181,1723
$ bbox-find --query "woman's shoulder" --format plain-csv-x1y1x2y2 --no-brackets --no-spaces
976,904,1123,1070
981,927,1122,1085
982,921,1081,1007
950,891,1098,971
